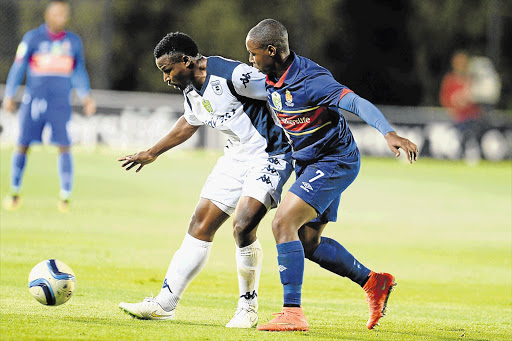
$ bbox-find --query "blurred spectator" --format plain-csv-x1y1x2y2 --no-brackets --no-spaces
439,51,485,162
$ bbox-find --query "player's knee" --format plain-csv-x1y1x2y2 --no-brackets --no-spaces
271,215,295,242
232,216,256,238
188,215,216,241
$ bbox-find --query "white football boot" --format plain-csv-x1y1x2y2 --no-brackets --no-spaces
119,297,175,320
225,301,258,328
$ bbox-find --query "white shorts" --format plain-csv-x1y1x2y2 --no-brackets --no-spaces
200,154,293,215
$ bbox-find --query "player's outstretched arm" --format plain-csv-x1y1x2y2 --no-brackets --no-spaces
118,115,200,173
384,131,419,164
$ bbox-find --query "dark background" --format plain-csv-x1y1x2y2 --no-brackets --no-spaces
1,0,510,110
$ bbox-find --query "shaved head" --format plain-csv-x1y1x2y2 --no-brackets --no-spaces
247,19,289,55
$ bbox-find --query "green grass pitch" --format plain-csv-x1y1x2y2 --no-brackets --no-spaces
0,146,510,340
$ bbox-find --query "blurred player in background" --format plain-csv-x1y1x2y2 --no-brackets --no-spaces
1,0,96,212
117,32,293,328
245,19,418,331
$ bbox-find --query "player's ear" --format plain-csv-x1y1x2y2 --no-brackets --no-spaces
267,45,277,57
182,55,192,68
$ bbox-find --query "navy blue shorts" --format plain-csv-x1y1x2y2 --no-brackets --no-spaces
18,96,72,147
289,148,360,223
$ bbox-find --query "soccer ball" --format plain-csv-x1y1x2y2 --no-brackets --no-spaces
28,259,76,306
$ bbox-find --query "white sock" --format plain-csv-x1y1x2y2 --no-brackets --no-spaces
235,239,262,310
155,233,212,311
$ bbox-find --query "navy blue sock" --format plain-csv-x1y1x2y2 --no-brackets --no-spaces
276,241,304,307
308,237,371,287
58,152,73,198
11,151,27,193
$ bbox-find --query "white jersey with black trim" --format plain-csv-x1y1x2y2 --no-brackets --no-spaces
182,56,291,162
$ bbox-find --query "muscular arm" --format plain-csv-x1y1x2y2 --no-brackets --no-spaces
118,115,200,172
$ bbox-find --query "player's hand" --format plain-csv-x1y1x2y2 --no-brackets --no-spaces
118,151,157,173
83,96,96,116
1,98,16,113
385,131,418,164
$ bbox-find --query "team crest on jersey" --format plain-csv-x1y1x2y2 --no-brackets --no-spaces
271,92,282,110
211,80,223,95
62,40,71,54
202,99,214,114
285,89,294,107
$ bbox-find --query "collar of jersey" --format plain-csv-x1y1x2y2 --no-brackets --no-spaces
266,51,299,89
43,24,66,41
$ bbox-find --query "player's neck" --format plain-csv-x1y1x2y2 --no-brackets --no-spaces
192,57,207,89
275,53,293,79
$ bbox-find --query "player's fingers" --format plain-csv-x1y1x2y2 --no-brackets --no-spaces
120,160,133,167
126,162,138,171
135,164,144,172
391,145,400,157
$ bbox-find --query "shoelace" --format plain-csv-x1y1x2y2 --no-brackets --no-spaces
142,296,156,303
270,310,304,322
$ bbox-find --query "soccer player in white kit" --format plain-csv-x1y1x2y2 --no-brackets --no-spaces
118,32,293,328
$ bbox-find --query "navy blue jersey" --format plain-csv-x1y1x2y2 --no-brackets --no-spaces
265,52,393,162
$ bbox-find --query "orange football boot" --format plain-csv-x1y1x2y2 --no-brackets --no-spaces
257,306,309,331
363,271,396,329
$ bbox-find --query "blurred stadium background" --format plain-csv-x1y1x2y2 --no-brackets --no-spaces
0,0,511,160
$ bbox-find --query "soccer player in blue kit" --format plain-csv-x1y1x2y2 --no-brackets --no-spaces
245,19,419,331
118,32,293,328
2,0,96,212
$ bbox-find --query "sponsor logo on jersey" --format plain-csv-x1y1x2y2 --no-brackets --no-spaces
285,89,294,107
300,181,313,192
211,80,223,95
271,92,282,110
278,265,287,272
277,107,331,135
202,99,214,114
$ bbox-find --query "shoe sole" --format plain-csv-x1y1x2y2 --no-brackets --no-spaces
257,325,309,332
369,279,397,330
118,306,174,321
226,317,258,328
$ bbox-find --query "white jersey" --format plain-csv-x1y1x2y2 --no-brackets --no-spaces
183,56,291,161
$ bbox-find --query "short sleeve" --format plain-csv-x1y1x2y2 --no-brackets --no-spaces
305,71,349,107
182,94,203,126
231,63,267,101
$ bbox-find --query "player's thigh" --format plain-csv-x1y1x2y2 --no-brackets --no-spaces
200,155,246,216
17,102,45,145
47,105,72,146
273,191,318,231
242,155,293,211
290,151,360,223
188,198,230,241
